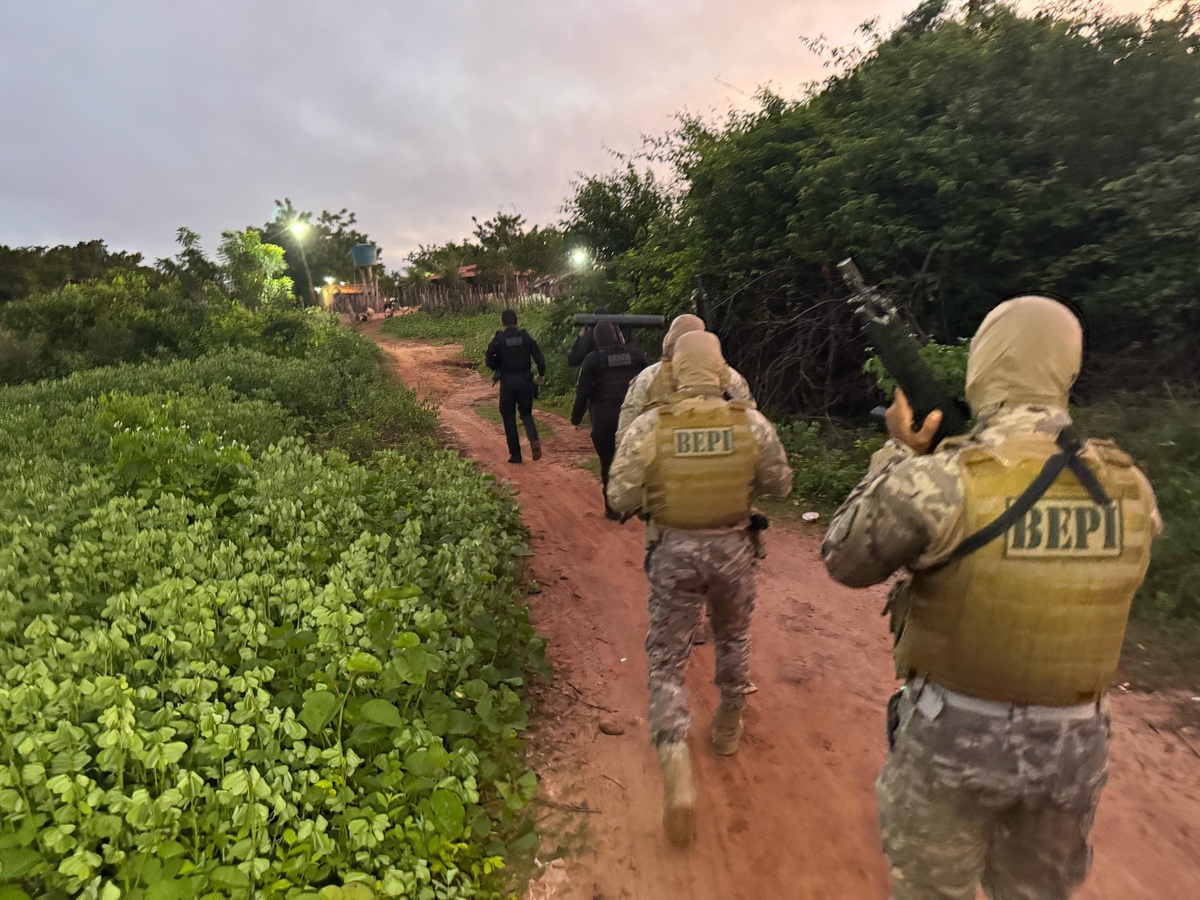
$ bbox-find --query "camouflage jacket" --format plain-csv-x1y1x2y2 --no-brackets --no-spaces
616,362,755,450
607,402,792,522
821,404,1163,588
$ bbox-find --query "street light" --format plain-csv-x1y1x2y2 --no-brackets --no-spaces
289,221,316,308
570,248,590,270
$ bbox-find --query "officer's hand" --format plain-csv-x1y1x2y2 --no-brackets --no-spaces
534,375,545,385
886,388,943,454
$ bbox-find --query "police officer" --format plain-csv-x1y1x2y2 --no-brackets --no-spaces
572,321,646,519
568,306,638,367
485,309,546,464
821,296,1161,900
618,314,760,646
616,314,755,450
607,331,792,849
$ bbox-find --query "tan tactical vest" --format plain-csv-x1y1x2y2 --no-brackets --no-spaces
896,435,1155,705
646,399,757,529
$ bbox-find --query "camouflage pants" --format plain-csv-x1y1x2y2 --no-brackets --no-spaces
877,686,1109,900
645,530,755,747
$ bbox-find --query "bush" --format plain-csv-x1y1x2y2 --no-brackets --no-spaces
777,419,884,510
0,274,206,380
0,334,540,897
1076,391,1200,619
0,321,439,461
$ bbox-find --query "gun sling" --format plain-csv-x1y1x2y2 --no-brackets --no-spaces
929,427,1113,571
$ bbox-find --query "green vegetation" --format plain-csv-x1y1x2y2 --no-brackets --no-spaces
0,231,544,897
399,2,1198,620
1076,394,1200,619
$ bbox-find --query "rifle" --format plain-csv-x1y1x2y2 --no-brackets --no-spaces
838,258,970,450
572,314,666,328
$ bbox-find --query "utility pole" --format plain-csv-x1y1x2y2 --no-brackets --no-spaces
290,222,317,308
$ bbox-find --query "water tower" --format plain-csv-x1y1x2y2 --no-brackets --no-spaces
350,242,382,312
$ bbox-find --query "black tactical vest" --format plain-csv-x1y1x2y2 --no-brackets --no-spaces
591,346,641,404
497,329,533,374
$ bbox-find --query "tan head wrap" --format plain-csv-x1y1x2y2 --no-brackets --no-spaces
965,295,1082,416
662,314,705,359
672,331,726,396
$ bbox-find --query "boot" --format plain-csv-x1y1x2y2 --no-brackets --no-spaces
658,743,696,849
531,440,542,461
711,704,743,757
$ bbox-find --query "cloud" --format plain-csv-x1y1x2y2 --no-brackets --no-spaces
0,0,1166,264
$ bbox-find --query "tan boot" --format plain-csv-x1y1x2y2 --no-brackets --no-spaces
658,743,696,848
531,440,542,461
711,704,743,757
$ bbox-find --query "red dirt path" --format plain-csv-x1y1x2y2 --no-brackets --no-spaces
368,326,1200,900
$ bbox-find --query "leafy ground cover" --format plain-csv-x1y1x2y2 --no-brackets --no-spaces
0,323,545,898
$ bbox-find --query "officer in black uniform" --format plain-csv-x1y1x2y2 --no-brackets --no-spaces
571,321,646,518
568,306,644,367
486,309,546,464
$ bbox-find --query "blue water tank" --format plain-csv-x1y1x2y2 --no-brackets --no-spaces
350,243,379,267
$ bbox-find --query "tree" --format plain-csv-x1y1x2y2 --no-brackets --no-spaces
0,240,149,305
562,1,1200,412
564,164,669,261
216,229,294,312
259,199,378,299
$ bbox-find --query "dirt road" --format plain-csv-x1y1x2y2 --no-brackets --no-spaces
369,327,1200,900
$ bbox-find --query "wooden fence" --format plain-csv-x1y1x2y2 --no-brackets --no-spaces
391,281,567,314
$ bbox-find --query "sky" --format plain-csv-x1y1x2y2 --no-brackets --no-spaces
0,0,1158,268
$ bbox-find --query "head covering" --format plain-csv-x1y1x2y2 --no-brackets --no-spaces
594,306,611,315
965,295,1083,416
594,321,619,350
662,314,705,359
672,331,726,396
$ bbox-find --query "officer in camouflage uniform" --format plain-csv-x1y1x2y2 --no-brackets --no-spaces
616,314,755,450
822,296,1162,900
607,331,792,849
617,315,760,645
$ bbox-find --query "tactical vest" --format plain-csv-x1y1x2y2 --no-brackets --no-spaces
591,346,640,404
896,434,1156,705
497,329,533,374
646,399,757,529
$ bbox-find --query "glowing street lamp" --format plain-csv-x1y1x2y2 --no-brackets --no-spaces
570,248,590,270
289,221,316,307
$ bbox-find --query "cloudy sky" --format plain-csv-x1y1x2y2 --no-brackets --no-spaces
0,1,1155,267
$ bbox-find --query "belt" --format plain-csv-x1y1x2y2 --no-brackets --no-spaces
910,678,1101,722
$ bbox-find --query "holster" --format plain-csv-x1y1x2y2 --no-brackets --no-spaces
882,579,912,646
748,512,769,560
